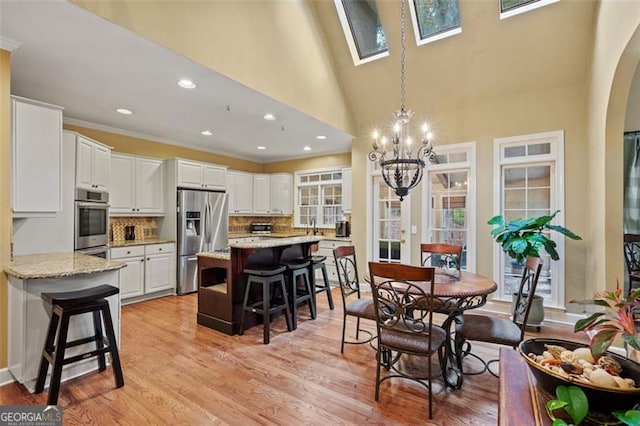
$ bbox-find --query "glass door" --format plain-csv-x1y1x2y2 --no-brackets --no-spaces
371,176,411,264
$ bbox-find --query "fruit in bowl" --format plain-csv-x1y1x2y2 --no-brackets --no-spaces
519,338,640,414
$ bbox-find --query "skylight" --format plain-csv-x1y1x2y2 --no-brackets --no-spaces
334,0,389,66
500,0,559,20
408,0,461,46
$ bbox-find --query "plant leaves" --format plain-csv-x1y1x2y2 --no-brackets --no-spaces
552,420,569,426
590,328,619,359
574,313,605,332
487,215,505,226
612,409,640,426
556,385,588,425
546,224,583,240
547,400,568,411
507,219,528,232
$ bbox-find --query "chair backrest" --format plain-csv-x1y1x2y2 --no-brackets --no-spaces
333,246,362,304
368,262,436,341
624,234,640,273
512,257,543,339
420,243,463,276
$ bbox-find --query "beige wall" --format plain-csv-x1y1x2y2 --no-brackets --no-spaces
1,49,11,368
587,2,640,296
70,0,356,138
263,152,350,174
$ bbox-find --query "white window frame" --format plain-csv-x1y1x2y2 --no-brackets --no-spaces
499,0,559,20
294,167,347,229
493,130,565,308
408,0,462,47
333,0,390,66
422,142,476,272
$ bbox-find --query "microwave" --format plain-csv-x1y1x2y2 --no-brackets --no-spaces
75,189,109,250
251,223,272,234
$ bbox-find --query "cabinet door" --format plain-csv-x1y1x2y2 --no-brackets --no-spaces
136,157,164,214
342,168,352,214
177,161,203,188
109,154,135,214
75,137,94,190
119,256,145,299
270,173,292,215
253,174,270,214
145,252,175,293
92,144,111,192
11,98,63,213
226,172,238,213
202,165,225,189
235,172,254,214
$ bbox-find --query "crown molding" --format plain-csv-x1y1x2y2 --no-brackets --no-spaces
0,36,21,52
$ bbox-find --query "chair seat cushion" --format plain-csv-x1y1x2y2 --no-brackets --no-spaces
310,255,327,264
379,321,447,354
455,314,522,347
345,298,376,320
243,265,287,277
41,284,119,307
281,259,311,269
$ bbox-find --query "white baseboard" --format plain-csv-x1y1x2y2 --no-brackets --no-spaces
0,368,15,386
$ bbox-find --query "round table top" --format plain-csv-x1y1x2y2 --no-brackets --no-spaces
366,270,497,298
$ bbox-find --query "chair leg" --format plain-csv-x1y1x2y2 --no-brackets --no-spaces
303,272,316,320
319,264,334,310
375,347,382,401
290,273,298,331
47,311,71,406
341,314,347,353
101,304,124,388
278,277,293,332
92,310,106,372
355,317,361,340
238,278,252,335
35,309,60,394
263,279,271,345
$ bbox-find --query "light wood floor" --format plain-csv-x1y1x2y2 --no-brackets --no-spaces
0,290,587,425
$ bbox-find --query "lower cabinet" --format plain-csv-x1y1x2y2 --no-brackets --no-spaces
315,239,351,284
110,242,176,304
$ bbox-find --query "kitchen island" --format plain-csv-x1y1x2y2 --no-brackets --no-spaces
4,253,125,392
197,236,322,335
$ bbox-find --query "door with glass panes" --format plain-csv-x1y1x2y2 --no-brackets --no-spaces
371,175,411,263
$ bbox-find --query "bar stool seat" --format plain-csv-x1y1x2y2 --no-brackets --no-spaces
239,265,293,344
35,284,124,405
281,259,316,330
309,255,335,311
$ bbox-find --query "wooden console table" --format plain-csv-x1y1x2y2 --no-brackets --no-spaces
499,347,550,426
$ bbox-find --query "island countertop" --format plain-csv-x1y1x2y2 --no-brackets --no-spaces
228,235,322,250
4,252,126,280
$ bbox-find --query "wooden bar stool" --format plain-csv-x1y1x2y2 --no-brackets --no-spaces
239,265,293,344
281,259,316,330
309,255,335,311
35,284,124,405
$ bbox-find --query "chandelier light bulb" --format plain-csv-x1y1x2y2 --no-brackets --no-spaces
394,122,401,134
427,131,434,140
373,130,379,140
406,137,412,146
381,136,388,146
422,123,429,133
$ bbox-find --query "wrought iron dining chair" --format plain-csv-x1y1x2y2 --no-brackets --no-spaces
453,256,542,378
420,243,463,278
333,246,376,353
623,234,640,298
368,262,447,419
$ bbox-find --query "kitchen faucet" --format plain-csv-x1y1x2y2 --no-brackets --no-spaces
311,218,317,235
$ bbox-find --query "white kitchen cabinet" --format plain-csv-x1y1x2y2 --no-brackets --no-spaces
110,243,175,304
76,135,111,192
253,174,270,214
226,171,253,214
11,96,63,215
342,167,352,214
177,159,226,190
110,153,164,215
270,173,293,215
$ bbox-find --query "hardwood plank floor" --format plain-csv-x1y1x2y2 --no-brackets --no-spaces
0,290,588,425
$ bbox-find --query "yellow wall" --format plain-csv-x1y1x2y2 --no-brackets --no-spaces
263,152,350,174
0,49,11,368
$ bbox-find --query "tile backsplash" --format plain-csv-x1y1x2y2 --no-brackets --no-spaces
228,215,340,238
111,217,158,241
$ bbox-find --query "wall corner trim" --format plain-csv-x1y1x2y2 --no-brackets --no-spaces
0,368,15,386
0,37,21,52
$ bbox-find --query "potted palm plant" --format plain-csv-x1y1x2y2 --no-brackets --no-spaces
488,210,582,326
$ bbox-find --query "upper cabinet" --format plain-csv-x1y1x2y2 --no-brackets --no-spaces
11,96,63,215
342,167,352,214
110,153,164,216
253,174,270,214
176,159,225,190
226,171,253,214
270,173,293,215
76,135,111,192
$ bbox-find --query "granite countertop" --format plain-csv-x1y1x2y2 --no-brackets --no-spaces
229,235,322,249
109,238,174,248
229,232,351,241
4,253,126,280
197,252,231,260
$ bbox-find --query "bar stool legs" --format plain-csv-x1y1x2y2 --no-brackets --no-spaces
283,260,316,330
310,257,335,311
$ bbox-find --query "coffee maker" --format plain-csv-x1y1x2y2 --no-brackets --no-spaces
335,221,350,237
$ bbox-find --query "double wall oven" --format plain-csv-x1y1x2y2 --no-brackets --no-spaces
75,188,109,258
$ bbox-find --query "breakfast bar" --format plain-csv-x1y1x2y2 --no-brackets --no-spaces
196,236,322,335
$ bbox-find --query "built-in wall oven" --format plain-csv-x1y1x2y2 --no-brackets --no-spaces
75,188,109,253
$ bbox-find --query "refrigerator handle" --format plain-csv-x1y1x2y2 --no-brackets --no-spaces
204,199,212,247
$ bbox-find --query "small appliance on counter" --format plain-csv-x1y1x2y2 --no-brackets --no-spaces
124,225,136,241
335,220,350,237
251,223,272,234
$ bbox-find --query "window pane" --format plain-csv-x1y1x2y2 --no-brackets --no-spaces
501,0,539,13
528,188,550,209
435,153,448,164
527,165,550,187
528,143,551,156
504,167,525,188
504,145,526,158
449,152,467,163
341,0,388,60
505,189,525,210
413,0,461,40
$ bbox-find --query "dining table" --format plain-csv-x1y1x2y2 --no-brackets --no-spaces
366,268,497,389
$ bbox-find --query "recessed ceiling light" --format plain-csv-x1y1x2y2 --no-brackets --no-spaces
257,146,267,150
303,146,312,151
316,135,327,140
178,79,196,89
263,113,276,121
201,130,212,136
116,108,132,115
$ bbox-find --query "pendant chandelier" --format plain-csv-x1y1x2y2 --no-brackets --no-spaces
368,0,437,201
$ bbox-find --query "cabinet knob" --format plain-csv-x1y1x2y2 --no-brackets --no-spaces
140,258,144,262
147,257,150,261
159,248,162,251
127,251,131,254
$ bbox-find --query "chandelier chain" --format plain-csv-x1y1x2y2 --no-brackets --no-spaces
400,0,406,111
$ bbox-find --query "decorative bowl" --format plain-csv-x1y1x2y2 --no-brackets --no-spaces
518,338,640,414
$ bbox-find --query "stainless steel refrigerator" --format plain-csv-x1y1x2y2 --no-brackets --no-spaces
177,189,228,295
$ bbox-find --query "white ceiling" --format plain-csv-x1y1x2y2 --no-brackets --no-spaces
0,0,353,163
